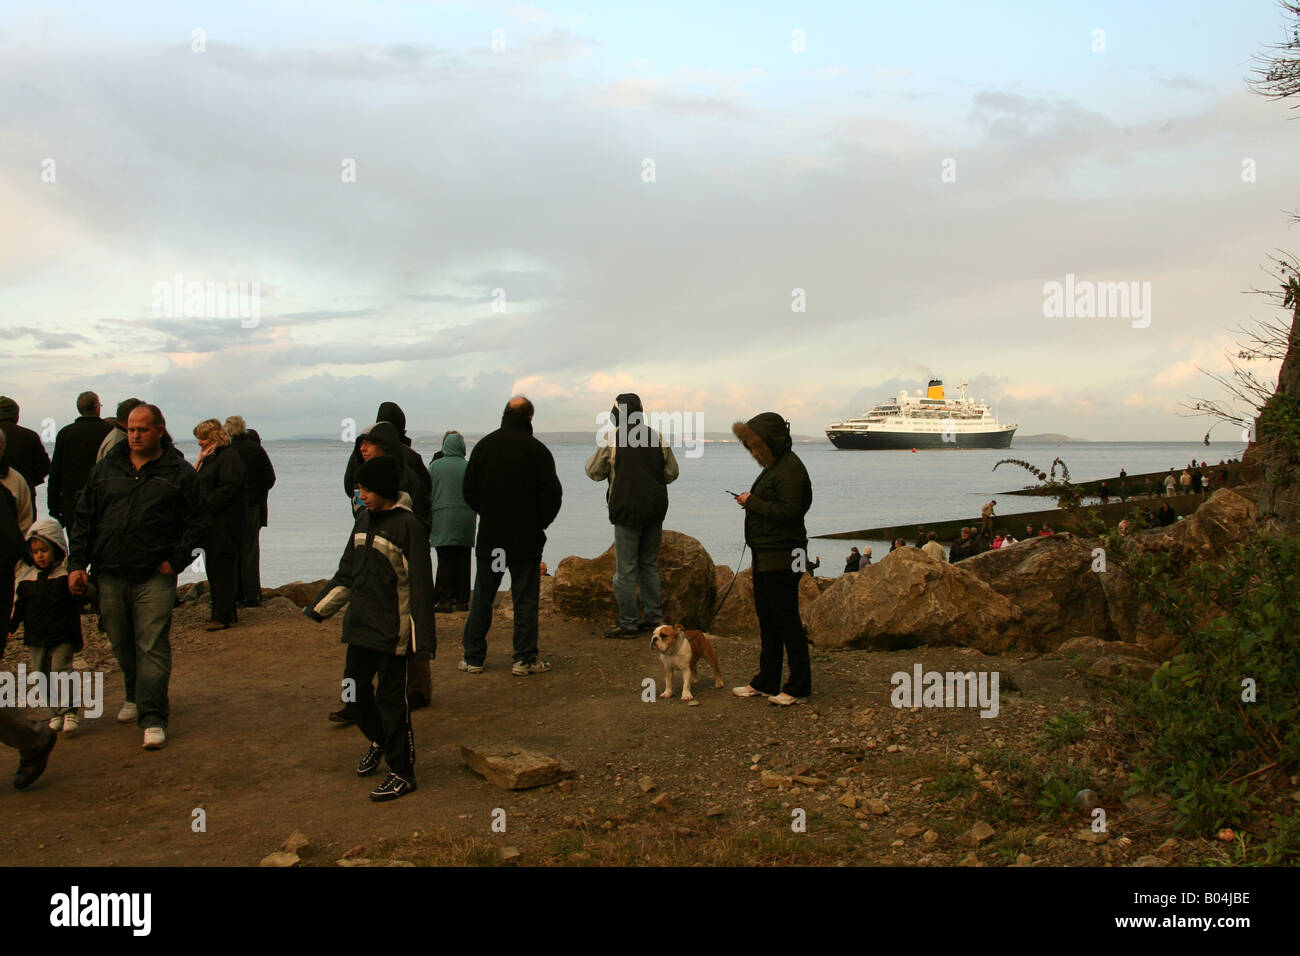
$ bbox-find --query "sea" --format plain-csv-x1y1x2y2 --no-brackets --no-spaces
170,438,1247,588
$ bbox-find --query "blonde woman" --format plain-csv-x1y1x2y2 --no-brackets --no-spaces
193,419,248,631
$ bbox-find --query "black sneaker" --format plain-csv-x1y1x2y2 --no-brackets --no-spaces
369,772,416,802
604,624,640,639
13,730,57,790
356,744,383,777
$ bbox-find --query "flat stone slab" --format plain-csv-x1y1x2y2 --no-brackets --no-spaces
460,745,574,790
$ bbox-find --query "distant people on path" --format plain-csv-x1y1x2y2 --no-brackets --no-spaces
1157,502,1177,527
990,530,1007,549
914,527,928,549
0,397,50,515
304,456,435,803
949,527,979,562
1143,476,1154,498
68,404,209,751
844,547,861,572
225,416,276,607
1191,466,1204,495
981,500,996,533
96,398,144,462
1024,522,1037,542
1180,469,1192,493
1164,472,1178,497
921,533,945,561
585,393,680,639
460,397,562,676
1098,481,1110,505
859,546,873,567
341,419,434,711
1038,524,1055,537
889,538,906,553
10,519,89,735
428,431,475,613
193,419,248,631
48,392,112,525
0,430,35,534
730,412,813,707
805,556,820,577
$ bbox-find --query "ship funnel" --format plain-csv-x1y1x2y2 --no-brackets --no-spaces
926,379,945,401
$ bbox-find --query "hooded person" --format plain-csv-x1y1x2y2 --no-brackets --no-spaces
584,393,679,638
427,431,475,611
11,519,89,732
459,397,563,675
339,419,433,713
0,397,50,507
729,412,813,707
344,403,431,533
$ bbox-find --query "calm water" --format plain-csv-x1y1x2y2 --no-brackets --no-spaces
170,438,1245,588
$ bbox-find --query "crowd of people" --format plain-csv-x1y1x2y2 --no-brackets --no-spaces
1,393,276,788
1,389,817,800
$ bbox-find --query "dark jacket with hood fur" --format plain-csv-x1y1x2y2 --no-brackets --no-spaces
733,413,813,572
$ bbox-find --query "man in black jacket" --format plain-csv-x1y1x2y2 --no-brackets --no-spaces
67,404,208,751
460,397,562,675
585,393,679,638
226,416,277,607
948,527,980,563
0,396,51,515
48,392,113,524
344,402,431,532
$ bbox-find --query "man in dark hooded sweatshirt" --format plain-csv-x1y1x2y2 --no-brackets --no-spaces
585,393,679,638
730,413,813,707
459,397,562,675
335,419,434,716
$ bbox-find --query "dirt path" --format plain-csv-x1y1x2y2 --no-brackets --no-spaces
0,597,1205,867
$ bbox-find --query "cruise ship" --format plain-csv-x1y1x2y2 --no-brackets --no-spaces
826,379,1016,449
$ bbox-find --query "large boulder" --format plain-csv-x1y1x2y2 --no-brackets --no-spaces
960,535,1115,648
551,530,716,627
262,580,331,607
710,568,822,638
807,547,1020,652
1095,489,1256,656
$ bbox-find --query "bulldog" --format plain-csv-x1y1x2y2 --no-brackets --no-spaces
650,624,724,702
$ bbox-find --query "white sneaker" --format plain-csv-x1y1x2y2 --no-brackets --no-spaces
457,659,484,674
511,659,551,676
142,727,166,750
62,714,80,736
48,716,65,732
117,702,138,723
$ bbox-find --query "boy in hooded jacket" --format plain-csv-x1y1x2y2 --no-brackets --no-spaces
306,456,435,802
9,519,89,734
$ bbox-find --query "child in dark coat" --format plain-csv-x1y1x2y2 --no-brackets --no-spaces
9,519,87,735
304,457,436,802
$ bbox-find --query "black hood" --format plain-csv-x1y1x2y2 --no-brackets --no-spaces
354,421,407,478
610,392,644,428
501,406,533,435
732,412,791,468
376,402,410,444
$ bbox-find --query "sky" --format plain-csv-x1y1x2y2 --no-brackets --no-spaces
2,0,1298,442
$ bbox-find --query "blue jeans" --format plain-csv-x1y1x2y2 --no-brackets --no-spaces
612,522,664,629
462,553,540,666
97,572,176,730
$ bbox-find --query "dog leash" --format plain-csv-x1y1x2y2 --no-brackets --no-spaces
703,542,748,631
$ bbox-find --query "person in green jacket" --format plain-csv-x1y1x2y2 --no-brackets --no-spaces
729,412,813,707
428,431,476,612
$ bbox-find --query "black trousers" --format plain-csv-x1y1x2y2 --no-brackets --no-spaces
343,644,414,780
434,546,471,604
750,568,812,698
207,552,239,625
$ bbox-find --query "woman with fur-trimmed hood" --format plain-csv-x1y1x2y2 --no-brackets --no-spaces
729,412,813,706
